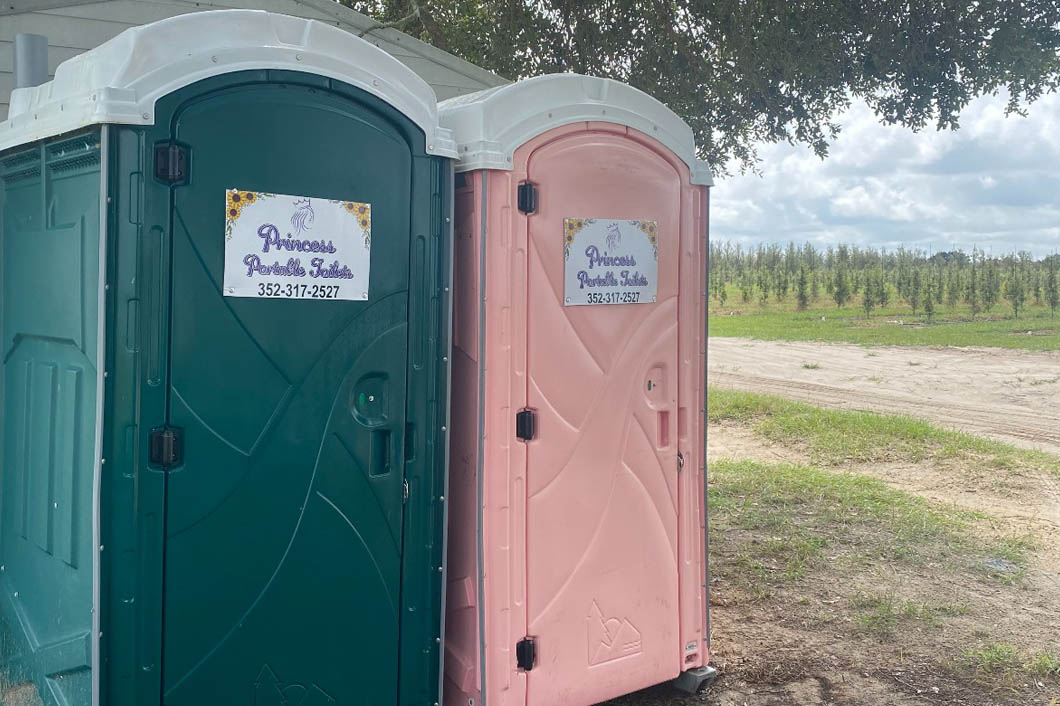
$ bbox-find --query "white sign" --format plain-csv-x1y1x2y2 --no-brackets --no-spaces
563,218,658,306
222,189,372,301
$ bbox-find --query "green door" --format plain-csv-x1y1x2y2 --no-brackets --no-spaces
157,76,414,705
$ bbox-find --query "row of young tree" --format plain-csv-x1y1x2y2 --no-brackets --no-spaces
708,241,1060,319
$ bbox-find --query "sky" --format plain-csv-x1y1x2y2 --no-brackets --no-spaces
711,91,1060,258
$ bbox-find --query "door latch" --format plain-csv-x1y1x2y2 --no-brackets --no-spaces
516,409,536,441
517,182,537,214
148,426,183,469
516,637,536,671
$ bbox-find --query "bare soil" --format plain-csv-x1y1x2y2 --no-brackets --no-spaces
709,425,1060,570
602,420,1060,706
708,338,1060,455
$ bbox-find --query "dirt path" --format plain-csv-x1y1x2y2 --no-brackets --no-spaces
697,423,1060,706
709,423,1060,570
602,420,1060,706
708,338,1060,455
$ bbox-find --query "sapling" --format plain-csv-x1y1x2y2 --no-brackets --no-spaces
1004,258,1026,319
796,267,810,311
1046,258,1059,318
967,250,981,317
862,272,877,317
909,269,922,315
833,268,850,308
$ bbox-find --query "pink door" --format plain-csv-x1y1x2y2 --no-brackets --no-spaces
523,125,684,706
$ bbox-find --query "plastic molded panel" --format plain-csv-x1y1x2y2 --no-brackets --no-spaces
0,10,456,157
0,131,102,706
524,127,682,706
97,71,451,706
445,123,708,706
443,176,485,704
438,73,712,185
159,80,412,705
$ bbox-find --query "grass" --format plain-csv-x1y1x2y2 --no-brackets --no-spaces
851,593,970,635
965,643,1024,672
707,386,1060,474
963,643,1060,679
709,289,1060,350
1026,652,1060,677
801,361,821,369
706,387,1060,697
708,459,1032,599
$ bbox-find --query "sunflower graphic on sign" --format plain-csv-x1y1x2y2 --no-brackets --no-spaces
563,218,596,260
225,189,276,239
631,220,659,259
336,200,372,247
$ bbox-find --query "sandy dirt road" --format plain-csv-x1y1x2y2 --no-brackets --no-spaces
708,337,1060,455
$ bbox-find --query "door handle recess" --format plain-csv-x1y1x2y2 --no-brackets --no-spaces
370,429,391,476
657,411,670,448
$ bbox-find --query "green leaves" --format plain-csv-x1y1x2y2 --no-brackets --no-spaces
344,0,1060,173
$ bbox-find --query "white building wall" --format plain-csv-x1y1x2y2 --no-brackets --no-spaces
0,0,507,119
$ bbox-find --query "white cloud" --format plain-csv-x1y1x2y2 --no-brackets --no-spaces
712,91,1060,256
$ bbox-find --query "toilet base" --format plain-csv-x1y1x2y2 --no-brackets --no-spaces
673,665,718,694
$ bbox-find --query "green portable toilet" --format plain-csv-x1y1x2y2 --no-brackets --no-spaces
0,10,453,706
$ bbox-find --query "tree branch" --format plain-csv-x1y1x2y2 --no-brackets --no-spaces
357,9,420,38
408,0,449,50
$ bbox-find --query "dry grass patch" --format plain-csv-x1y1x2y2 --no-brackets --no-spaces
704,459,1058,705
707,387,1060,475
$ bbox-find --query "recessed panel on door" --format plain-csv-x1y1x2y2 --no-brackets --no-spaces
524,131,684,706
159,82,413,706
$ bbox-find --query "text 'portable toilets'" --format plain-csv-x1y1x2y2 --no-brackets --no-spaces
439,74,714,706
0,11,453,706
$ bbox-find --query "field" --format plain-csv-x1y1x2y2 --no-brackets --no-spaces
709,337,1060,453
706,241,1060,350
603,388,1060,706
708,291,1060,351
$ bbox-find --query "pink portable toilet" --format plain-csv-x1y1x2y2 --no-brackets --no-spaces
439,74,714,706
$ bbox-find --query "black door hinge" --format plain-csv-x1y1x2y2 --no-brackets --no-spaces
154,142,189,185
516,637,536,671
149,426,183,469
517,182,537,214
515,409,536,442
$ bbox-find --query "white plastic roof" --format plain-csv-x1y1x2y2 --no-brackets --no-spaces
0,9,457,156
438,73,713,186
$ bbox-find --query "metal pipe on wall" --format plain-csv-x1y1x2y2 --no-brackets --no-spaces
14,33,49,89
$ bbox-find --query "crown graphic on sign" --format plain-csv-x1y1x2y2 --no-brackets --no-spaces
291,198,316,234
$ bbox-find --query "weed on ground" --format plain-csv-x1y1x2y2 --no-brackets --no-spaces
702,458,1059,705
707,387,1060,475
709,459,1033,597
